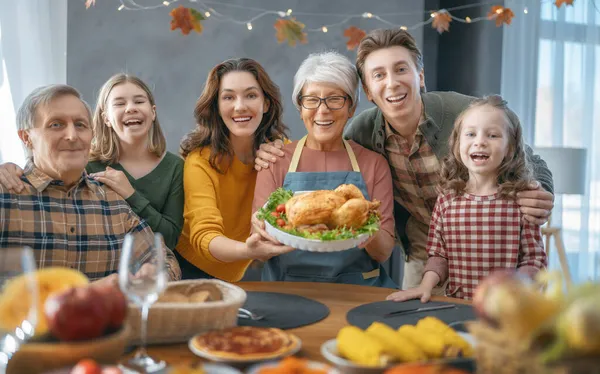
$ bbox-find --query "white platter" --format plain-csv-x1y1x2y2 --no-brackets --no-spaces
263,191,374,252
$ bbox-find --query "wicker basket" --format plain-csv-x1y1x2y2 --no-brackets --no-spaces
127,279,247,345
467,321,600,374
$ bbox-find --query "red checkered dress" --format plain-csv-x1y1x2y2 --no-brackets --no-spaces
423,191,547,300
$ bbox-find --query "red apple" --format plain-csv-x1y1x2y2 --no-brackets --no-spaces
93,284,127,329
44,286,110,341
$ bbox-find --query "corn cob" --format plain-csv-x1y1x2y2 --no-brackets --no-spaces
397,324,447,359
416,317,474,357
336,326,391,366
365,322,427,363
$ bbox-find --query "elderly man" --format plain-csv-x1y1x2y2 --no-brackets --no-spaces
0,84,181,281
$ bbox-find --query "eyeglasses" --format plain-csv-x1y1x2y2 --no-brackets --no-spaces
298,95,349,110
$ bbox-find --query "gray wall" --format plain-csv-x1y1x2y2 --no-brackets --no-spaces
67,0,425,154
436,0,504,96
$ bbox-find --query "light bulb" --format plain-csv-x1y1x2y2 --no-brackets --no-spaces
118,4,125,10
286,9,292,16
247,23,253,30
162,1,169,6
322,26,328,32
205,11,210,17
465,16,471,23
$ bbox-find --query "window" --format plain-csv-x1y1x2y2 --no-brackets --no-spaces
534,1,600,281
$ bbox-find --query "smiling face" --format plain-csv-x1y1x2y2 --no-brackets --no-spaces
458,105,511,181
300,82,355,151
103,82,156,145
19,94,93,184
218,71,268,140
362,46,424,126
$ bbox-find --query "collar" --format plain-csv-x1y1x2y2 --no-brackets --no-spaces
23,160,94,193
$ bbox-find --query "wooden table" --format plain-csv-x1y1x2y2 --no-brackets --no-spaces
138,281,468,366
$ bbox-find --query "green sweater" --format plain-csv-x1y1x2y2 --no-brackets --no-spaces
86,151,184,250
344,91,554,254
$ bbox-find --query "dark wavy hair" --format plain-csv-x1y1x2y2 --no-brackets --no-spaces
180,58,288,173
440,95,534,199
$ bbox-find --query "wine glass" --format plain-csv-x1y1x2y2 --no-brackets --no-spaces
0,247,38,370
118,233,168,373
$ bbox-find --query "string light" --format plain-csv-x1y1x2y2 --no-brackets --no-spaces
110,1,538,33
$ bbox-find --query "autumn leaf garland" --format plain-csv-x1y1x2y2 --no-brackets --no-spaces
88,3,579,44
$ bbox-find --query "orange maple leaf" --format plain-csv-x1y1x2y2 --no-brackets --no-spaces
343,26,366,50
487,6,515,27
274,18,307,47
555,0,575,8
170,6,204,35
431,11,452,34
85,0,96,9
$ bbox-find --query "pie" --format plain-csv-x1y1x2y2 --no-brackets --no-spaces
190,326,301,361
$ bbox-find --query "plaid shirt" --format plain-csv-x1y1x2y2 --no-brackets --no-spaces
384,120,441,226
0,162,181,281
423,191,547,300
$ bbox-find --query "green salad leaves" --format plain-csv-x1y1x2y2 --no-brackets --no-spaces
257,187,380,241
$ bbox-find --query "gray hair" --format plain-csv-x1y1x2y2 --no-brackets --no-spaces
16,84,92,132
292,51,360,111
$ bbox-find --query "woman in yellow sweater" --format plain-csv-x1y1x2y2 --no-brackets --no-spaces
175,58,293,281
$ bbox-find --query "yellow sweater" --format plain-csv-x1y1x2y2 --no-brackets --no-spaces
175,147,256,282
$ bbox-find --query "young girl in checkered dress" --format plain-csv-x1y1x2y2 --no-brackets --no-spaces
387,95,547,301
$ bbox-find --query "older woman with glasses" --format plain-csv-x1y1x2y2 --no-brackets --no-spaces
251,51,397,288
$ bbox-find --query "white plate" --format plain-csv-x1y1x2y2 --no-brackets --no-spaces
246,360,340,374
320,335,475,374
188,333,302,364
264,191,373,252
265,220,370,252
320,339,391,374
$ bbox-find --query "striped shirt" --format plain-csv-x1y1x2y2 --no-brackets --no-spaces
0,162,181,281
423,191,547,300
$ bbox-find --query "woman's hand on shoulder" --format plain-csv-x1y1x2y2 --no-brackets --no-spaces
255,139,285,172
0,162,25,193
386,286,432,303
89,166,135,199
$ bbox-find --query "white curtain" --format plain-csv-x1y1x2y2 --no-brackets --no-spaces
0,0,68,166
502,0,600,282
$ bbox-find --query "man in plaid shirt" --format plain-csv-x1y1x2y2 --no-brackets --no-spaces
0,84,181,282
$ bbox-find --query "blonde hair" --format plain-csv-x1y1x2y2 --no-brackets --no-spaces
440,95,534,198
90,74,166,163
